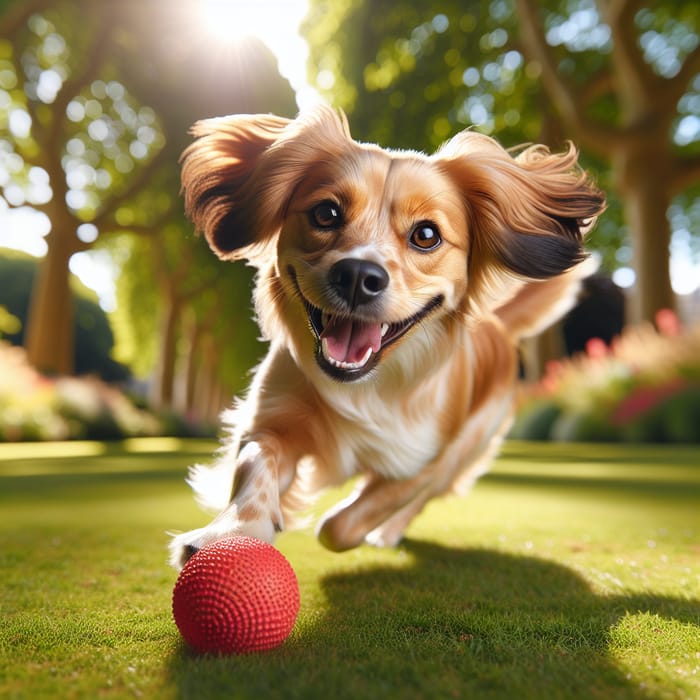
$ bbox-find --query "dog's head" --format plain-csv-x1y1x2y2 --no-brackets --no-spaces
181,106,605,382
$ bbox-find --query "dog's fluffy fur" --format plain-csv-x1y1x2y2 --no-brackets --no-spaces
169,106,605,568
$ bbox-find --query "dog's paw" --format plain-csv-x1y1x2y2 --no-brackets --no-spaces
168,507,282,570
364,524,405,549
168,527,220,570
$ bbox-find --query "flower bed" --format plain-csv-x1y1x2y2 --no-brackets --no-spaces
511,311,700,444
0,342,162,441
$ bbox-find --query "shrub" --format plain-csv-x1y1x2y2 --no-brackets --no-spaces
0,342,161,441
509,401,561,440
660,386,700,444
514,312,700,444
550,411,621,443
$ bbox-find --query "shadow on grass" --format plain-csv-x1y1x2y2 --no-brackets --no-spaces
168,540,699,700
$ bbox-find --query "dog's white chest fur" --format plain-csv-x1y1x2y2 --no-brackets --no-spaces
337,404,441,480
316,375,447,481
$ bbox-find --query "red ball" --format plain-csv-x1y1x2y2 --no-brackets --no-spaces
172,536,300,654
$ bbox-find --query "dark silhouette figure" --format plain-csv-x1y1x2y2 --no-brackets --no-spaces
563,274,625,355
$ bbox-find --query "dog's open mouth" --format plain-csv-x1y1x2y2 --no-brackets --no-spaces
290,268,443,381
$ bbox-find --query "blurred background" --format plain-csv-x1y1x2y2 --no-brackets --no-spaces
0,0,699,443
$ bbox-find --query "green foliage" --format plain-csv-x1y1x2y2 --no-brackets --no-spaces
110,226,264,396
195,258,263,394
303,0,700,273
110,235,159,377
305,0,537,151
0,252,36,343
549,410,621,443
0,304,20,336
1,440,698,698
0,249,129,380
661,387,700,442
509,400,561,440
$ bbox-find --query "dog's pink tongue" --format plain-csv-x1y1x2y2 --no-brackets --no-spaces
321,318,382,363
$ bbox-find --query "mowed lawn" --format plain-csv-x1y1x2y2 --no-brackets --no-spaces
0,438,698,699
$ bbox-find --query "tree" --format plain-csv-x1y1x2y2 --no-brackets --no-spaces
303,0,700,325
104,4,297,413
111,226,262,416
1,0,296,400
515,0,700,324
0,0,170,375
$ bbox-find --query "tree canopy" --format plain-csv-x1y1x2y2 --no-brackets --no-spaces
1,0,296,419
303,0,700,324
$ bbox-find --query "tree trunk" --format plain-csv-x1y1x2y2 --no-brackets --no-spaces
150,295,182,409
181,322,203,418
24,233,75,375
613,146,676,324
192,337,228,424
520,322,566,381
209,381,228,425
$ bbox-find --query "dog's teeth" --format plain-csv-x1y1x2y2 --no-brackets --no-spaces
354,346,372,368
321,340,373,371
381,323,389,338
321,338,331,362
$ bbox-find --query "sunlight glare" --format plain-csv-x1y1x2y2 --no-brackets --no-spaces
197,0,319,108
69,250,117,311
202,0,298,45
203,1,254,42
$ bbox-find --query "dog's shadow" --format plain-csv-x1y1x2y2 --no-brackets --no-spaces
170,539,699,699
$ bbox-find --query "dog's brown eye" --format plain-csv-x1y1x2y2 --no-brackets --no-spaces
310,201,342,229
410,222,442,251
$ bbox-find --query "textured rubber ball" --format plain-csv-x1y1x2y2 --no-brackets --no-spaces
172,536,300,654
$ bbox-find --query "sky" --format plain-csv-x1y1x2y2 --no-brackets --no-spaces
1,0,699,310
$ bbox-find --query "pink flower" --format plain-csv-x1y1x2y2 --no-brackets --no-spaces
611,377,686,425
586,337,609,359
656,309,681,337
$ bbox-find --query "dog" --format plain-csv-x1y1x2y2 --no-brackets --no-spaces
169,105,605,569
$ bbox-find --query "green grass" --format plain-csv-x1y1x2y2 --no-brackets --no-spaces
1,439,698,699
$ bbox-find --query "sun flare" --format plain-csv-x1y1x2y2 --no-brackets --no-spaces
197,0,317,107
201,0,265,42
200,0,304,46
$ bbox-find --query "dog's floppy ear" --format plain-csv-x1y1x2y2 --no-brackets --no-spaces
437,131,605,289
180,113,292,261
181,107,354,263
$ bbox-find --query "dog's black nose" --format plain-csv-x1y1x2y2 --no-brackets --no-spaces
329,258,389,308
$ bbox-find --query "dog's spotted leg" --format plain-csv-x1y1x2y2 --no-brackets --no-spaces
169,441,286,569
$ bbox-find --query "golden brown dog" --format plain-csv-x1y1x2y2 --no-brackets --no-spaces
169,106,604,568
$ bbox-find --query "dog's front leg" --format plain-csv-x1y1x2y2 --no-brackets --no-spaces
169,441,287,569
316,473,433,552
316,403,512,552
